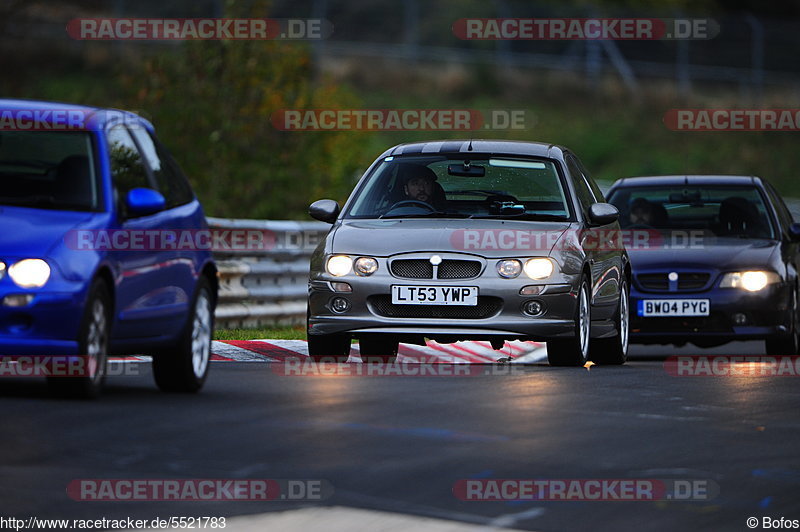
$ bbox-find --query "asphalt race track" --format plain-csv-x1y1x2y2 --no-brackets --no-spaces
1,340,799,531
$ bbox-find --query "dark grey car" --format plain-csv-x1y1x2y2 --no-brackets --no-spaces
307,140,630,366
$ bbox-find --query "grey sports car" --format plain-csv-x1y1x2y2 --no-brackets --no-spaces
307,140,630,366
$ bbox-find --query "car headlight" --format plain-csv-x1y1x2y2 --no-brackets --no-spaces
354,257,378,276
496,259,522,279
524,258,554,280
8,259,51,288
719,271,780,292
0,261,5,280
326,255,353,277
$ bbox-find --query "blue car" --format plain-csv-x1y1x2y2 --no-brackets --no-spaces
0,99,217,396
607,175,800,353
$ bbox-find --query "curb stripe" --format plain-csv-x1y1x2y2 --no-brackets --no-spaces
222,340,305,362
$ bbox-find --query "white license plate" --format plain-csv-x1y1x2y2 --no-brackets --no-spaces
391,285,478,306
638,299,710,317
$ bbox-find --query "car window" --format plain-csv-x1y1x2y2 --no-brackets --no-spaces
0,131,100,211
765,181,793,231
107,125,151,217
575,155,606,202
607,185,776,239
345,156,573,220
129,128,194,208
566,155,595,218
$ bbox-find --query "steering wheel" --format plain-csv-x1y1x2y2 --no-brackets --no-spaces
387,200,437,212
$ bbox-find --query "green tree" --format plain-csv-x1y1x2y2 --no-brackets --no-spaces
120,1,369,219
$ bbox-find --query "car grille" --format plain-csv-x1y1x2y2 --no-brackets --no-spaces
638,274,668,291
438,260,482,279
678,273,710,290
368,295,502,319
390,259,434,279
390,259,482,279
637,272,711,292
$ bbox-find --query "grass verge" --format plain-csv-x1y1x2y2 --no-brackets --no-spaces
214,326,306,341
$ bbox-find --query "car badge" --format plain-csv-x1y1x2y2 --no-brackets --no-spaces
668,272,679,281
430,255,442,265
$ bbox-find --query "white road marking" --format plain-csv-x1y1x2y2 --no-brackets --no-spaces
210,341,276,361
113,340,548,365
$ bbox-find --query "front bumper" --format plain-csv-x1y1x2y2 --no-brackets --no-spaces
0,287,86,357
308,271,584,341
630,282,792,344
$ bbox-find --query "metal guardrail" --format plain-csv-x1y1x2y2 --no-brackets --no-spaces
207,217,329,328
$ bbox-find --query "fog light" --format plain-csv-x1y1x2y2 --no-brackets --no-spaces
330,282,352,293
732,312,748,325
522,300,545,316
330,297,351,313
2,294,33,307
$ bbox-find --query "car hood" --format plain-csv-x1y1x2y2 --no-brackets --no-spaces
628,237,780,271
331,219,573,258
0,206,96,259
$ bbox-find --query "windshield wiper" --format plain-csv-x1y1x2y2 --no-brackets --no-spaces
379,211,473,219
469,213,569,221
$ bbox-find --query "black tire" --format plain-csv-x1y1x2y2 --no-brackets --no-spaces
359,335,398,364
547,278,591,367
766,289,799,356
590,277,630,365
766,335,799,356
306,305,350,362
47,278,110,399
307,334,351,363
153,277,214,393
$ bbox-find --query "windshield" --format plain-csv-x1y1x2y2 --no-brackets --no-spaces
608,185,776,239
0,131,100,211
345,156,573,220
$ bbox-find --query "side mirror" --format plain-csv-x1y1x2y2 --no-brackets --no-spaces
126,188,165,217
789,223,800,242
588,203,620,226
309,199,340,224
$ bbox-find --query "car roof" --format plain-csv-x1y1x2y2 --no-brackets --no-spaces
0,98,153,131
612,175,762,188
379,139,567,159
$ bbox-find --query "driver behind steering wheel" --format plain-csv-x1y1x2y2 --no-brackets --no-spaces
401,165,446,210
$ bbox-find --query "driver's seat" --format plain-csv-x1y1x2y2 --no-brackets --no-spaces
430,181,447,210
